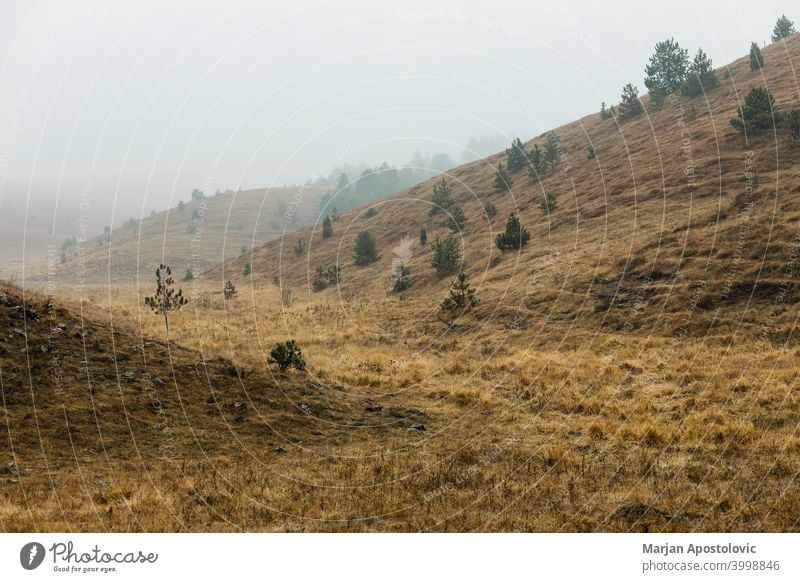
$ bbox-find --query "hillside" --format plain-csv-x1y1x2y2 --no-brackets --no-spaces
25,186,326,285
212,35,800,341
0,283,431,531
9,34,800,534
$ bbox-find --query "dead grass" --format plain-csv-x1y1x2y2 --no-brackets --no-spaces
5,36,800,532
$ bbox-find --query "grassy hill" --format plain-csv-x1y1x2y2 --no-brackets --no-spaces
8,35,800,533
0,283,431,531
211,34,800,342
25,186,326,285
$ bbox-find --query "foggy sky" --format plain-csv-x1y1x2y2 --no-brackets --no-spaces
0,0,796,223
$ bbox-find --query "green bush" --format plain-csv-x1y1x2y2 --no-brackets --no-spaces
431,235,461,276
494,162,511,192
619,84,644,120
354,230,378,265
440,271,479,314
224,281,237,299
731,87,782,132
495,213,531,251
269,340,306,372
322,215,333,238
429,178,454,216
447,206,467,232
750,42,764,71
505,138,528,172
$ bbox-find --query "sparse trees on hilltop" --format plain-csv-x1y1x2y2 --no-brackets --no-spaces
772,15,796,42
682,48,720,97
644,38,689,107
750,42,764,71
731,87,782,133
419,228,427,245
505,138,528,172
619,84,644,120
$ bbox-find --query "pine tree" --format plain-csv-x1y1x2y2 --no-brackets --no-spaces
244,262,251,276
144,264,188,337
429,178,454,216
268,340,305,372
494,162,512,192
495,213,531,250
419,228,428,245
293,238,306,257
600,102,615,120
682,48,720,97
644,38,689,107
750,42,764,71
353,230,378,265
431,235,461,276
183,268,194,282
543,131,562,171
483,201,497,219
786,109,800,141
448,206,467,232
527,144,547,181
312,266,328,291
772,15,796,42
505,137,528,172
440,270,479,314
390,264,412,292
731,87,782,132
619,84,644,120
322,214,333,238
224,280,237,299
539,191,557,212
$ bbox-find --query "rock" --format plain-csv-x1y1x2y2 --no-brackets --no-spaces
365,405,383,412
122,371,135,381
300,403,311,414
152,377,165,386
234,401,245,409
0,461,16,475
57,323,67,330
12,328,25,338
409,422,427,431
274,446,287,454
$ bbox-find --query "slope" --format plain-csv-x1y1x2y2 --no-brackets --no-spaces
211,35,800,342
25,186,326,285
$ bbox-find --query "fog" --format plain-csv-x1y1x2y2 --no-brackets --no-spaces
0,0,796,232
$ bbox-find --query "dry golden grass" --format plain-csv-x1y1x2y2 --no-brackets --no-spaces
2,278,799,532
5,36,800,532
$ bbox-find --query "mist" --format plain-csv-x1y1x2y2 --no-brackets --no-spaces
0,0,796,236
